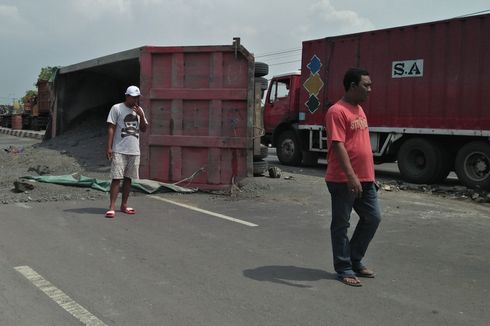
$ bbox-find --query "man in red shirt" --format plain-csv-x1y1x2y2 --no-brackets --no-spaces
325,68,381,287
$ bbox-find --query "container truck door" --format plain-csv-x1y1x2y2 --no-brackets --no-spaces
264,77,294,133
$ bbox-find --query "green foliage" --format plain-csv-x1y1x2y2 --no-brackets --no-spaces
19,89,38,104
37,66,58,82
24,89,37,99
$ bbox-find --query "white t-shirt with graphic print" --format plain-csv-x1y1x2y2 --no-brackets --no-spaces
107,102,146,155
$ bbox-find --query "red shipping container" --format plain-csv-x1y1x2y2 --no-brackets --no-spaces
299,14,490,132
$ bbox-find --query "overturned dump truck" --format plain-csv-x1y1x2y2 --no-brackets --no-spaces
52,40,264,190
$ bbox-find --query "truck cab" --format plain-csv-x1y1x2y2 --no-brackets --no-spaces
263,72,301,135
262,72,305,163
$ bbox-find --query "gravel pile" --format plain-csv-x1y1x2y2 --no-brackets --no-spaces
1,113,110,205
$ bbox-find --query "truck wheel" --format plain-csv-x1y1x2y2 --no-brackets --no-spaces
397,138,445,184
254,62,269,77
253,144,269,161
277,130,302,166
255,77,268,91
253,160,268,176
302,151,319,166
432,143,452,183
455,142,490,190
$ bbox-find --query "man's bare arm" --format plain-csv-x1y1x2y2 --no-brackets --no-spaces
107,123,116,160
331,141,362,196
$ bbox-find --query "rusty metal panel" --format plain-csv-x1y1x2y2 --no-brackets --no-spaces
139,46,254,190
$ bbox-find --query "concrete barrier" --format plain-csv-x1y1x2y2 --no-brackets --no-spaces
0,127,45,140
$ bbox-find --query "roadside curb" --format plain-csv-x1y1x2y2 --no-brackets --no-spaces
0,127,45,140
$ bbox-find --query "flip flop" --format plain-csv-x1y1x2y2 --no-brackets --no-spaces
354,268,376,278
121,207,136,215
105,210,115,218
338,275,362,287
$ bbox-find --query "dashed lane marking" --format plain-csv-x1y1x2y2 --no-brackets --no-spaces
148,195,258,227
14,266,107,326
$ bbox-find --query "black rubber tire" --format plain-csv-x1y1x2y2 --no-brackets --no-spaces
253,160,268,176
254,62,269,77
455,141,490,190
277,130,302,166
431,143,452,183
255,77,268,91
253,144,269,161
302,151,319,166
397,138,446,184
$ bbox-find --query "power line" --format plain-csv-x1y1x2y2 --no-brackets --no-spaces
268,59,301,66
256,48,301,58
257,9,490,59
261,52,300,60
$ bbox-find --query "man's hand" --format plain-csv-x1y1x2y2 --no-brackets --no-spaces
107,123,116,160
106,148,113,160
347,174,362,198
132,105,148,132
131,105,144,117
331,141,362,197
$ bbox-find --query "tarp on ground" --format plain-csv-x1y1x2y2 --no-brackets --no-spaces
22,173,198,194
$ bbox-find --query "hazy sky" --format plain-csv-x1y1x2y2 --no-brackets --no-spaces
0,0,488,104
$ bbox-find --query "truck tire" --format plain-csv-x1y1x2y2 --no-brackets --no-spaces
302,151,319,166
255,77,268,91
455,141,490,190
254,62,269,77
253,160,268,176
253,144,269,161
397,138,446,184
432,143,452,183
277,130,302,166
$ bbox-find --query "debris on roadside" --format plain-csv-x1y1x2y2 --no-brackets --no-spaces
4,145,24,155
381,184,395,191
13,180,35,193
268,166,281,178
27,165,51,175
377,180,490,204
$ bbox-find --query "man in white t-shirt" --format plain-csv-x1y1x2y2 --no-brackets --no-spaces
105,86,149,218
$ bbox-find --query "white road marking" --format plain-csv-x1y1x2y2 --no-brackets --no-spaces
149,195,258,227
14,266,107,326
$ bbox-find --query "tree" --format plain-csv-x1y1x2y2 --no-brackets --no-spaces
37,66,58,82
20,89,38,105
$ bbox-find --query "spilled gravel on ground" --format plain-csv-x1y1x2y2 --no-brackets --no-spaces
1,114,110,205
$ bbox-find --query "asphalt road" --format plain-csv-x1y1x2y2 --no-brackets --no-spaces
1,135,489,325
1,182,489,325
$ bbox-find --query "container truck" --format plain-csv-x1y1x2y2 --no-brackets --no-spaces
262,13,490,189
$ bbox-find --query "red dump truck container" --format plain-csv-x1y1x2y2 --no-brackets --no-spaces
54,41,255,190
264,13,490,189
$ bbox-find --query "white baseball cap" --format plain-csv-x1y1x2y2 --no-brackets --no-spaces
125,85,141,97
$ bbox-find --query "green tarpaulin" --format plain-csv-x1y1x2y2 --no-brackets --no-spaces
23,173,197,194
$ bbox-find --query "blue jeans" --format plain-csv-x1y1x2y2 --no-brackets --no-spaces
326,182,381,277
